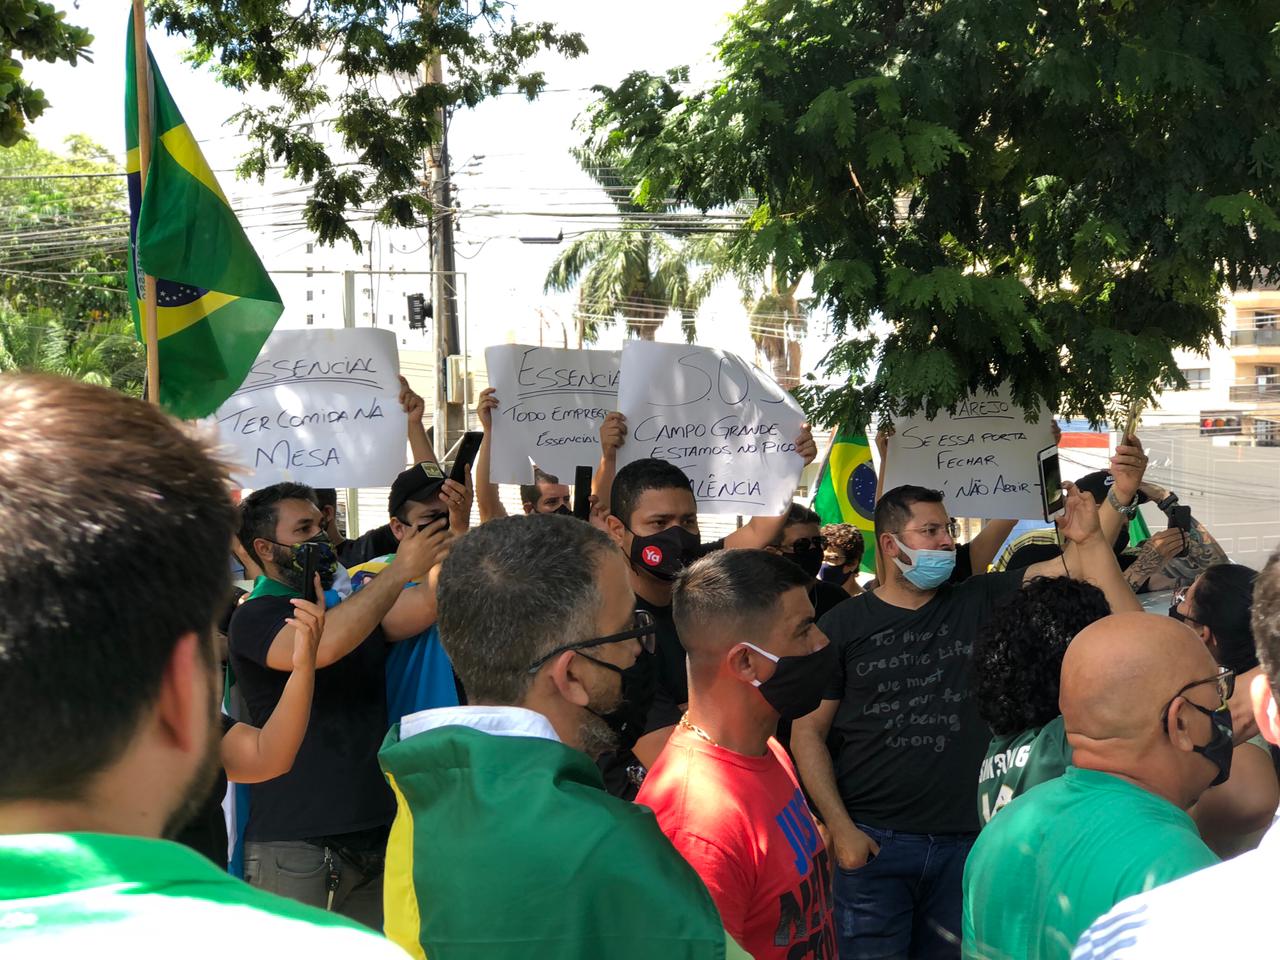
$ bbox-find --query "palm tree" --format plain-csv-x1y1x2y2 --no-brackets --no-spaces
747,269,808,390
543,148,716,342
0,307,144,395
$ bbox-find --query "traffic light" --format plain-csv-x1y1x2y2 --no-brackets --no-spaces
407,293,432,330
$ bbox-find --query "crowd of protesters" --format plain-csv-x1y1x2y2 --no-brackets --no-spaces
1,371,1277,960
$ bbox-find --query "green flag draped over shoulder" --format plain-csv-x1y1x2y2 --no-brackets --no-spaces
812,426,878,573
124,15,282,419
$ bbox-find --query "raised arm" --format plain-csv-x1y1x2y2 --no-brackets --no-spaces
474,387,508,523
592,411,627,515
1021,483,1141,613
965,519,1017,576
260,520,453,670
222,589,324,783
399,376,436,467
1098,433,1148,546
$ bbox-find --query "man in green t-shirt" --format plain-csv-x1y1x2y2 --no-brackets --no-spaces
0,376,404,958
962,611,1228,960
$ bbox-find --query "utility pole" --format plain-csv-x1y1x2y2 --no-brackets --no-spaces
424,5,466,460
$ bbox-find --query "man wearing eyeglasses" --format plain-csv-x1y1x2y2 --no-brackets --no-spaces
963,612,1223,960
1070,554,1280,959
378,513,749,960
792,483,1140,960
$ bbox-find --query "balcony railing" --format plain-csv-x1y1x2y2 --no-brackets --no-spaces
1231,327,1280,346
1229,383,1280,401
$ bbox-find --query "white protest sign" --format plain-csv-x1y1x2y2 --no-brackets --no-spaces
885,386,1055,520
616,341,807,515
215,328,406,489
484,344,621,483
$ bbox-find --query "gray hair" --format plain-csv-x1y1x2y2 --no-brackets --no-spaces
437,513,614,703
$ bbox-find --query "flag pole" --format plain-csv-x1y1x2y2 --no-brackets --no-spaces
132,0,160,405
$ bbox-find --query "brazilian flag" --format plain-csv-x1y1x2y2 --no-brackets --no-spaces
812,427,878,573
125,16,282,419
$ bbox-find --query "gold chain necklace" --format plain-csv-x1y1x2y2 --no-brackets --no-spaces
679,712,719,747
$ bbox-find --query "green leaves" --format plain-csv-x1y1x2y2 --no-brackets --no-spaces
0,1,91,147
586,0,1280,428
152,1,585,249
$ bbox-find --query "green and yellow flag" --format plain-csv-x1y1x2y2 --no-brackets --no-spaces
124,16,282,419
812,427,878,573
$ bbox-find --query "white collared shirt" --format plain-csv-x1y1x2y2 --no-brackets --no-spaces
399,705,561,744
1073,817,1280,958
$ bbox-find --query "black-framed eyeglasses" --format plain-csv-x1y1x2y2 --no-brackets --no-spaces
1160,666,1234,728
787,536,827,554
525,610,657,674
1168,588,1197,625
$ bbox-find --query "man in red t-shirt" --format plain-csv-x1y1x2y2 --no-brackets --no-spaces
636,549,838,960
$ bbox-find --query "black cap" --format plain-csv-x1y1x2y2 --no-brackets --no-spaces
389,461,446,517
1072,470,1149,507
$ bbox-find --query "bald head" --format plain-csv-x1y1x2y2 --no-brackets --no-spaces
1062,612,1219,743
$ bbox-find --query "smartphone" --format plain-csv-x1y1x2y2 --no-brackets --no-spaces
1167,504,1192,558
447,431,484,485
299,542,317,604
1122,399,1144,440
573,465,592,520
1037,445,1066,522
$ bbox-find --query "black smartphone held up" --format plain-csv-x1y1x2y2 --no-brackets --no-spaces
1037,445,1066,522
1167,504,1193,559
299,542,318,604
573,465,592,520
447,431,484,485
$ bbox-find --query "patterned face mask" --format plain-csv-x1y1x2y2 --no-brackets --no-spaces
269,533,339,592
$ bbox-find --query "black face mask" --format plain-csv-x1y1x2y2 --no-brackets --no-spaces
271,533,338,592
580,649,657,752
744,640,839,720
787,545,824,579
818,563,851,586
627,524,702,582
1188,701,1234,787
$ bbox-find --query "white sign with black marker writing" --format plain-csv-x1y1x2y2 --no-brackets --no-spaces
484,344,621,484
214,328,406,489
885,385,1054,520
616,341,807,515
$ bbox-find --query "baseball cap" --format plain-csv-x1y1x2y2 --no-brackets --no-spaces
389,461,447,518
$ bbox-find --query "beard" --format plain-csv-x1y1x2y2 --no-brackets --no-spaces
162,683,224,840
578,671,625,760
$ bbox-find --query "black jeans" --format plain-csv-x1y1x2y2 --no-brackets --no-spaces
244,839,384,931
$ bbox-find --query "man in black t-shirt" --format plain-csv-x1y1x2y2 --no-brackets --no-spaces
230,482,451,928
791,482,1138,960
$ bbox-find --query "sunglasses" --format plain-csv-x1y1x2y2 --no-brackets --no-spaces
526,610,657,674
787,536,827,553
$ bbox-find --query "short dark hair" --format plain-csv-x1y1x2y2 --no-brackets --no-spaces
519,467,562,508
972,577,1111,736
673,549,813,641
1191,563,1258,675
874,485,944,539
610,458,693,527
437,514,615,703
238,482,317,562
313,487,337,511
0,374,234,802
822,523,865,568
1252,551,1280,695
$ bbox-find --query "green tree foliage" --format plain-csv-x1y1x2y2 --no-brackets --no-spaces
585,1,1280,426
150,0,587,250
0,306,143,394
0,0,92,146
0,135,128,328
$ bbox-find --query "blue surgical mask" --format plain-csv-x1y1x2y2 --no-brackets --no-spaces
892,537,955,590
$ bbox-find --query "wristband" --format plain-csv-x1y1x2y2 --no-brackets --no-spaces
1157,492,1179,513
1106,486,1138,520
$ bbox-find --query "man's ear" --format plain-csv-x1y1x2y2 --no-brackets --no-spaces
1251,673,1280,747
155,632,209,754
1166,697,1198,753
546,650,591,708
252,536,275,569
389,517,408,541
605,515,627,550
879,532,901,561
726,643,761,684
